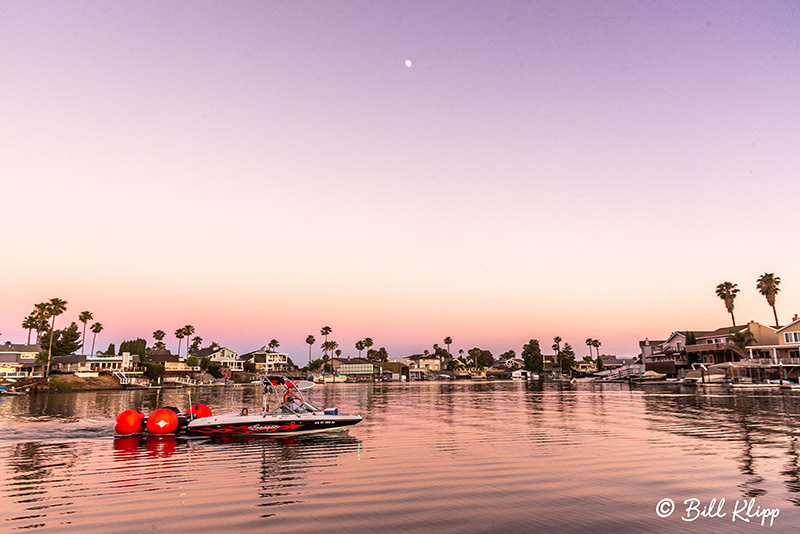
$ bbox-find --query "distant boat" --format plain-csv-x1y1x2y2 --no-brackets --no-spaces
571,377,597,384
633,370,666,382
323,374,348,383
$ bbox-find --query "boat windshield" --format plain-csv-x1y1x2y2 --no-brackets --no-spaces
269,400,322,415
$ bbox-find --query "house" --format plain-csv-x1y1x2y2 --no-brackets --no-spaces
146,350,194,372
338,358,382,381
405,354,442,372
0,343,40,377
240,346,290,373
743,314,800,363
52,352,141,373
686,322,778,365
194,346,241,370
573,360,597,374
377,361,409,381
642,331,711,375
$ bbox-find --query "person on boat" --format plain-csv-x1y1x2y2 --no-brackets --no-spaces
240,408,248,416
283,384,306,412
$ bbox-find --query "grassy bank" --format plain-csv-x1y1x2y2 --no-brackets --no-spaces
48,374,124,392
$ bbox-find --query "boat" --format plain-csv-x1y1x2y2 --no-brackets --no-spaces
631,370,667,382
571,376,597,384
511,370,538,381
115,376,362,437
0,384,26,396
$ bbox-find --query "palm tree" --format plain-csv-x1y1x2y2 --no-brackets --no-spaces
355,340,365,357
729,329,756,357
182,325,195,358
45,298,68,378
189,336,203,354
585,338,593,359
592,339,602,357
363,337,374,358
444,336,453,357
78,311,93,354
90,322,104,356
268,339,280,352
715,282,740,327
175,328,186,357
756,273,782,327
22,314,38,344
552,336,562,368
33,302,50,342
305,335,315,364
153,330,166,343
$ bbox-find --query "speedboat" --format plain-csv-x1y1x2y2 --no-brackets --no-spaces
115,376,362,437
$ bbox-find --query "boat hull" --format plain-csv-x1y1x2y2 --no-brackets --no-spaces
185,413,362,436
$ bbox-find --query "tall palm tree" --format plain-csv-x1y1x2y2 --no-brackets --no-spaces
175,328,186,357
78,311,93,354
444,337,453,357
153,330,166,343
320,326,332,358
592,339,602,356
715,282,740,327
189,336,203,354
355,340,365,358
45,298,68,378
182,325,195,358
22,314,38,344
34,302,50,342
552,336,562,367
756,273,782,327
268,339,280,352
363,337,374,358
305,335,315,364
585,338,593,359
90,322,104,356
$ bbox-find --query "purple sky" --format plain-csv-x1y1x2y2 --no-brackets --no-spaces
2,1,800,360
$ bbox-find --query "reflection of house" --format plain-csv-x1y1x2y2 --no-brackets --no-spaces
52,352,141,373
0,343,40,377
194,346,241,370
240,347,289,372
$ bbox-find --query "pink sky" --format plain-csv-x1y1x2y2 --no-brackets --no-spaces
2,2,799,361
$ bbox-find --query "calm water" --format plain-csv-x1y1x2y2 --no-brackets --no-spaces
2,381,800,533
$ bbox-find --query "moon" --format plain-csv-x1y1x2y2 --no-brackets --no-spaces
405,59,412,68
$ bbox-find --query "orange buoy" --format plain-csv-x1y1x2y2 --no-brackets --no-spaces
115,409,145,434
186,404,212,418
146,408,179,435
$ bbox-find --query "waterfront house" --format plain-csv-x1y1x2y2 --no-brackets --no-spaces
193,346,242,371
405,354,442,372
686,322,777,365
240,346,290,373
337,357,383,381
0,343,40,377
377,360,409,381
52,352,142,374
743,314,800,363
642,331,711,375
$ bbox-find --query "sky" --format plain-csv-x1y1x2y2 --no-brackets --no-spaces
2,1,800,362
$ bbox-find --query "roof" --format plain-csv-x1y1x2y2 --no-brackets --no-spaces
777,317,800,333
697,326,746,339
146,350,180,363
0,343,40,353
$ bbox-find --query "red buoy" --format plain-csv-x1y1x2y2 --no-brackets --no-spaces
146,408,179,435
186,404,212,418
115,409,145,434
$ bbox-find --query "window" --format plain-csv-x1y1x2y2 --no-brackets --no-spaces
785,332,800,343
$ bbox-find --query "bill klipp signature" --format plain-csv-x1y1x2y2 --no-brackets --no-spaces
656,497,780,527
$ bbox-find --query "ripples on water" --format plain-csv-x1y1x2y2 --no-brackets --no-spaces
3,382,800,532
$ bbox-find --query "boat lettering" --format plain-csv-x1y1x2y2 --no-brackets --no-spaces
248,424,281,432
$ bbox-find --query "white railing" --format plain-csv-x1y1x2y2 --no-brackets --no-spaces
163,376,198,386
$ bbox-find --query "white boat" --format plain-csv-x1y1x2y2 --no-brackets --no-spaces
511,370,537,381
571,377,597,384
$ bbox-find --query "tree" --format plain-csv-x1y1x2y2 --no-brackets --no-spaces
559,343,576,375
90,322,103,355
521,339,543,372
320,326,332,358
182,325,195,358
355,340,365,357
104,343,116,355
175,328,186,358
335,349,342,358
153,330,166,343
44,298,68,378
756,273,782,327
78,311,93,354
189,336,203,354
306,335,315,364
585,338,594,359
268,339,280,352
363,337,374,355
40,321,82,358
22,314,38,344
715,282,740,327
729,329,756,357
367,347,389,362
186,355,199,368
444,336,453,358
592,339,602,360
119,338,147,359
33,302,50,343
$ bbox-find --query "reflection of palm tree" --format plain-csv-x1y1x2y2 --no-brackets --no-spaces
716,282,740,327
78,311,93,354
90,323,103,356
45,298,67,378
756,273,781,327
